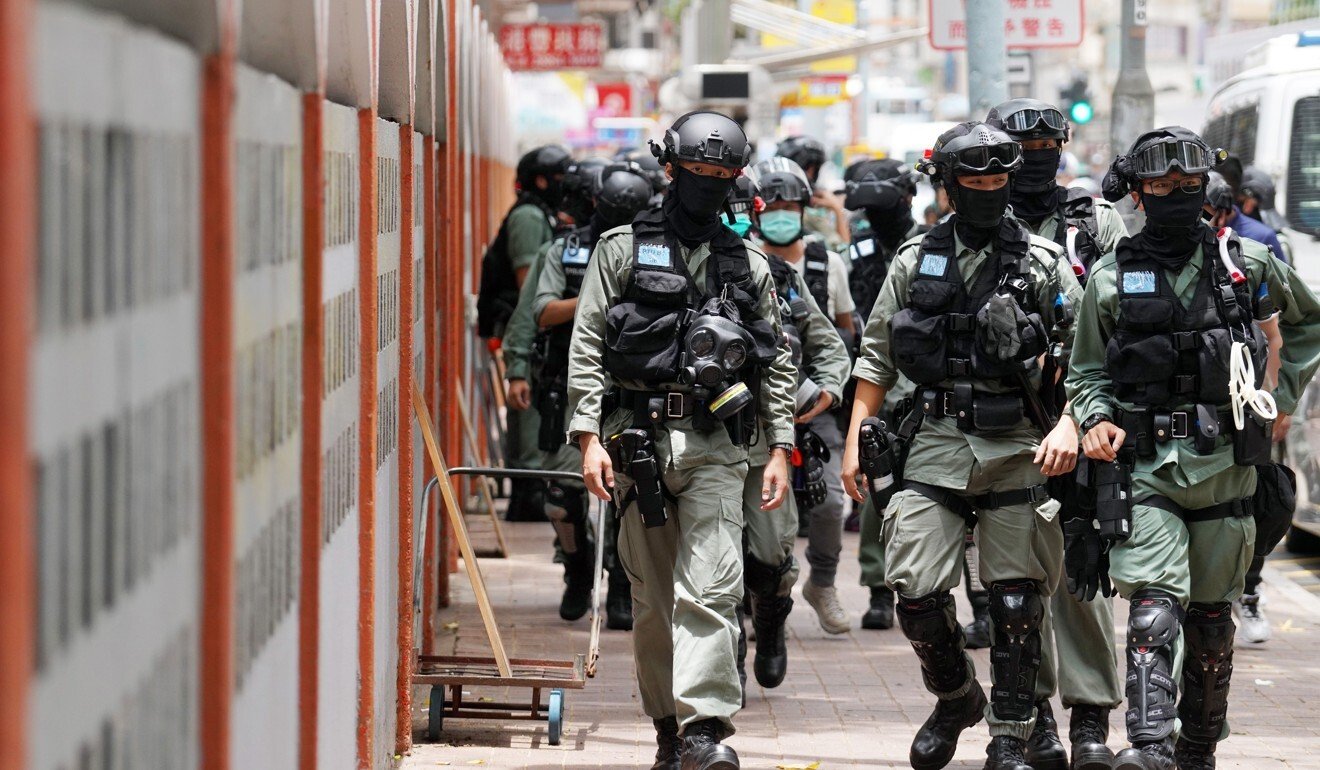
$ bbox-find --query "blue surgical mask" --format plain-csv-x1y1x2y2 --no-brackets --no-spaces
728,213,753,237
758,210,804,245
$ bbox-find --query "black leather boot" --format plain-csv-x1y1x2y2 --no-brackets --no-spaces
983,735,1031,770
680,718,739,770
505,478,546,522
651,716,682,770
861,586,895,630
558,552,593,621
1068,704,1113,770
963,599,992,649
1113,739,1175,770
1025,699,1068,770
605,567,632,630
911,685,987,770
1174,737,1217,770
751,592,792,688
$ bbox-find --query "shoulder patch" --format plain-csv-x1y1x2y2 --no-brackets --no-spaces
562,245,591,265
637,243,671,267
1121,270,1157,294
919,254,949,277
851,237,876,259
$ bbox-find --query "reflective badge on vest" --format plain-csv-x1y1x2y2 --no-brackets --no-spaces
1122,271,1157,294
563,246,590,265
919,254,949,277
851,238,876,260
637,243,671,267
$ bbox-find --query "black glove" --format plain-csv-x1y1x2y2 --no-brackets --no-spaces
1062,514,1114,601
793,428,830,510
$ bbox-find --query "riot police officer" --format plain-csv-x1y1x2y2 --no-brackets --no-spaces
568,111,797,770
1238,166,1295,264
1203,171,1288,264
530,161,653,628
777,134,851,248
736,157,851,689
986,98,1129,769
496,145,574,520
842,121,1084,770
1069,126,1320,770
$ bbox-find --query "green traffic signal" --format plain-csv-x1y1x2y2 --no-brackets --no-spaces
1069,100,1094,125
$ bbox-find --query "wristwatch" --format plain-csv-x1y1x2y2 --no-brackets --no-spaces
1081,413,1112,433
769,443,794,455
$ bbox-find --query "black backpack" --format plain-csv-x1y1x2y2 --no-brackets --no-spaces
476,197,551,338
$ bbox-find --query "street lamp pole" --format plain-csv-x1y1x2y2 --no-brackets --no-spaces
966,0,1008,114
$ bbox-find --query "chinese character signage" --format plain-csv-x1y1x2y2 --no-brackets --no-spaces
799,75,850,107
928,0,1084,50
499,23,604,71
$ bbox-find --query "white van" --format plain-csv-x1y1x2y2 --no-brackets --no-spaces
1204,32,1320,237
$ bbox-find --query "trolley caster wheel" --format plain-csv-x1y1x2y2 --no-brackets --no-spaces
547,689,564,746
426,685,444,742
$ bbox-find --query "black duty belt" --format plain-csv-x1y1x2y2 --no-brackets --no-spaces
619,389,698,422
1117,407,1233,442
903,480,1050,527
1138,494,1251,523
914,385,1028,434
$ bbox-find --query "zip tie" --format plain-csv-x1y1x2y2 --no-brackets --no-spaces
1217,227,1247,284
1065,226,1086,278
1229,340,1277,431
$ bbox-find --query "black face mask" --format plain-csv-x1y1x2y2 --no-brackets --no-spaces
1136,187,1207,269
1016,148,1061,192
865,204,915,246
664,166,736,246
536,176,564,209
952,182,1011,230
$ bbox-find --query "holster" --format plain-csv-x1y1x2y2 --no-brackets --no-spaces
1090,454,1133,543
606,428,669,528
536,381,567,452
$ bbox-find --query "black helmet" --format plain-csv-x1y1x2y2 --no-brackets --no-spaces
516,144,572,192
776,135,827,178
986,98,1070,142
622,147,668,193
843,158,917,210
1102,126,1227,201
594,162,653,228
748,157,812,207
650,111,752,170
1205,171,1234,212
916,121,1023,183
1240,166,1277,210
726,173,759,215
560,156,610,223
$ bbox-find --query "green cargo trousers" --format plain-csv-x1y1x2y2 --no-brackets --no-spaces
882,456,1064,741
505,406,543,471
1037,590,1122,708
615,461,747,735
742,461,800,596
857,497,885,587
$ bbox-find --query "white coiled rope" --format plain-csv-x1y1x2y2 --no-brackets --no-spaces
1229,340,1277,430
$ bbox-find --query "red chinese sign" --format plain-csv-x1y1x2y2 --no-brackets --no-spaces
928,0,1084,50
499,23,604,71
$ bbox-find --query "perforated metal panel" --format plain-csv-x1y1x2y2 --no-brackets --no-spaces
373,118,402,770
319,100,361,770
230,64,303,770
30,6,201,770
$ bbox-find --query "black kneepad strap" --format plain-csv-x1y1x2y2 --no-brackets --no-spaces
1180,602,1235,744
1125,589,1182,742
988,580,1044,721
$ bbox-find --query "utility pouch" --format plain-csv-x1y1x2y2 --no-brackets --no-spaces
1193,404,1221,456
1120,410,1157,460
607,428,669,528
1092,458,1133,544
971,395,1026,433
536,387,566,452
1233,411,1273,467
953,382,975,432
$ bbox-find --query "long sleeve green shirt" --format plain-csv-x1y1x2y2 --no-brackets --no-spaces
506,202,555,272
1066,237,1320,488
567,226,798,468
1023,197,1129,256
501,243,550,382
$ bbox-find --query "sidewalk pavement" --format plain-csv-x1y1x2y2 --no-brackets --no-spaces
405,520,1320,769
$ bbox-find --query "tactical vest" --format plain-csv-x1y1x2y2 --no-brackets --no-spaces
802,241,832,315
538,225,596,379
476,194,557,337
603,210,779,387
1051,189,1103,284
890,218,1049,386
1106,230,1267,408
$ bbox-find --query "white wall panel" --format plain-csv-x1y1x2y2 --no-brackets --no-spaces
231,63,304,770
373,117,402,770
319,99,361,770
30,5,201,769
411,131,427,646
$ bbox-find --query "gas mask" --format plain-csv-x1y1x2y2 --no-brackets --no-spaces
681,298,755,419
784,318,824,417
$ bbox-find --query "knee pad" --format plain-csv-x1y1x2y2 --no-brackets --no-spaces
546,482,588,555
1125,589,1182,742
1180,602,1235,744
743,553,793,600
987,580,1044,721
897,591,969,695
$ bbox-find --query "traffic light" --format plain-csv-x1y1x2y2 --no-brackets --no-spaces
1060,75,1093,125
